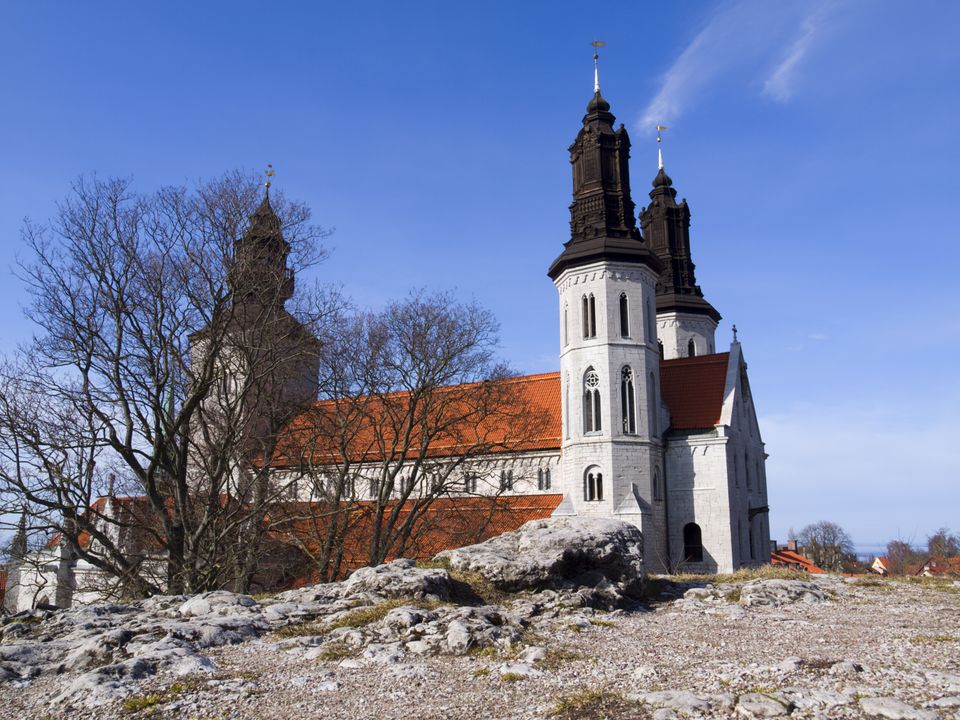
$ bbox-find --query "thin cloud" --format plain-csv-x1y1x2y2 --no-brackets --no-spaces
763,19,818,102
638,0,832,131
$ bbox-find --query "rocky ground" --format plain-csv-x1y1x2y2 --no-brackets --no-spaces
1,518,958,720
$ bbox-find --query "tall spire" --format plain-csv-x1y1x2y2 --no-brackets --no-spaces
548,47,662,280
639,148,720,323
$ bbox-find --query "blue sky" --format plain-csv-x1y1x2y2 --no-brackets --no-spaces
1,1,958,553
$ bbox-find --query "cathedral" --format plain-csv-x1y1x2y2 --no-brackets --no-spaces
276,69,771,575
3,66,771,612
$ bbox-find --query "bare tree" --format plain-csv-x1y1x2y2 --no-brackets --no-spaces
926,527,959,559
271,291,553,582
884,539,922,575
0,173,334,598
797,521,855,572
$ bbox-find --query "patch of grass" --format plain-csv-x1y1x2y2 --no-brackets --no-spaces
473,667,491,678
670,565,808,584
550,690,644,719
567,624,584,633
803,658,836,670
271,621,326,639
123,694,165,713
588,619,615,627
724,588,742,603
896,576,960,593
746,685,780,696
325,598,443,631
316,642,354,661
910,635,958,645
467,644,500,659
501,672,526,683
251,592,275,601
418,557,509,605
540,646,582,671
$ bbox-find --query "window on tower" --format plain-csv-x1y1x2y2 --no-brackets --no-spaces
583,367,602,433
584,467,603,502
688,338,696,357
582,294,597,338
621,366,636,434
563,305,569,347
658,340,664,359
619,293,629,337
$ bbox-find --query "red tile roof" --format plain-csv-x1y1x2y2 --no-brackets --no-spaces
659,353,730,430
770,549,825,574
276,372,562,467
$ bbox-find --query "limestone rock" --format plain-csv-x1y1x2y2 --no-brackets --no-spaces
859,696,939,720
738,579,828,607
341,559,451,601
435,517,644,605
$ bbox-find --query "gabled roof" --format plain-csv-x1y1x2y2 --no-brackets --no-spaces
770,548,825,574
659,353,730,430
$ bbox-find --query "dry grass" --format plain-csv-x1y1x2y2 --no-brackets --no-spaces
668,565,809,584
418,557,509,605
909,635,958,645
550,690,647,719
501,672,526,683
540,646,584,671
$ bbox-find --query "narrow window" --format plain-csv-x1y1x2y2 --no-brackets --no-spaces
564,373,571,439
537,468,544,491
653,468,663,502
683,523,704,562
563,305,569,347
582,295,589,338
745,450,752,489
688,338,696,357
588,294,597,337
583,367,601,433
621,367,636,434
584,467,604,501
500,469,507,491
507,469,513,491
464,473,477,493
658,339,664,359
749,521,756,560
369,478,378,498
345,477,355,499
619,293,629,337
545,467,551,490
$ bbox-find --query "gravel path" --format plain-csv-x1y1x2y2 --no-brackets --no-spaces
3,574,958,720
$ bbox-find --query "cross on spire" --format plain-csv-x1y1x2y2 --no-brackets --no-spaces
264,163,276,191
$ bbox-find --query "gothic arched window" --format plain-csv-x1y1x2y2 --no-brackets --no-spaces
582,294,597,338
500,469,513,491
619,293,629,337
647,298,656,340
463,473,477,494
621,366,636,434
658,339,664,359
683,522,704,562
688,338,696,357
583,367,602,433
544,467,551,490
563,304,569,347
584,467,603,502
537,468,544,491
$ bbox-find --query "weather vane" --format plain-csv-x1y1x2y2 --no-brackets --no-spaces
264,163,276,190
656,124,668,170
591,40,605,93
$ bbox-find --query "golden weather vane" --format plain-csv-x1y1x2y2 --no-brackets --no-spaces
591,40,605,93
264,163,276,190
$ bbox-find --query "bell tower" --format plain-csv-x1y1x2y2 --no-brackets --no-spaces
639,141,721,359
548,47,668,568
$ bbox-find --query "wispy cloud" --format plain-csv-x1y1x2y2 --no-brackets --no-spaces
638,0,834,131
763,19,818,102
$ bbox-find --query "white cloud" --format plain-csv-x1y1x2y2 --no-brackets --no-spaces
763,19,818,102
638,0,834,131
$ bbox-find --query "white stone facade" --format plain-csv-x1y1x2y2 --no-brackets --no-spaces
657,311,718,360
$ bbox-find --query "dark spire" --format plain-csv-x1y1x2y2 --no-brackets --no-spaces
639,166,720,321
228,192,294,307
9,507,28,560
547,90,662,279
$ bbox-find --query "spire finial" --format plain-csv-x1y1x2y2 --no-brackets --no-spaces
591,41,605,94
656,125,668,170
264,163,276,192
732,324,738,342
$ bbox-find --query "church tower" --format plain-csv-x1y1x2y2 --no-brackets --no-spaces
639,154,721,359
547,56,669,568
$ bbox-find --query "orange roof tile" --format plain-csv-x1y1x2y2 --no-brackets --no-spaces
660,353,730,430
770,548,825,574
276,372,562,467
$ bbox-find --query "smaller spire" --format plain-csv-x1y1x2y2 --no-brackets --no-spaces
591,41,605,94
656,124,668,170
